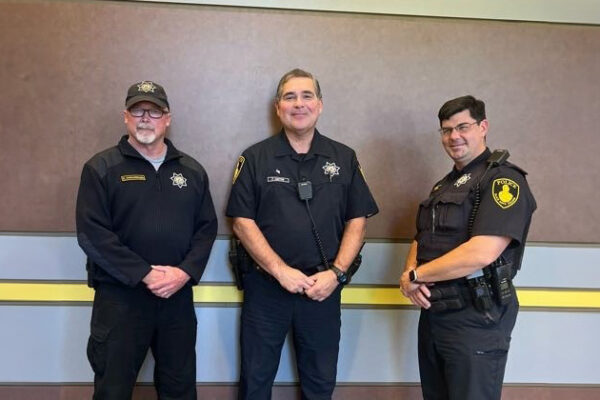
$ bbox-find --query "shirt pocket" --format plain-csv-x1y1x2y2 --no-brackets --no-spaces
435,191,471,232
312,176,347,216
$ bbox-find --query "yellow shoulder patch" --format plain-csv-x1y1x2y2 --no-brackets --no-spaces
120,174,146,182
232,156,245,184
358,163,367,182
492,178,519,209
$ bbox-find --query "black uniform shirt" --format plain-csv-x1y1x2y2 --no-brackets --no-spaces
415,148,536,266
226,130,378,270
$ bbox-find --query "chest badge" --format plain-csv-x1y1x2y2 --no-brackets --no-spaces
170,172,187,189
322,161,340,182
454,173,471,187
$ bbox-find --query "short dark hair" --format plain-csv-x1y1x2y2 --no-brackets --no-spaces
438,95,486,124
275,68,322,100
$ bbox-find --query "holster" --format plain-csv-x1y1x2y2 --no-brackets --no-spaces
228,238,254,290
346,253,363,278
467,274,495,312
467,261,516,311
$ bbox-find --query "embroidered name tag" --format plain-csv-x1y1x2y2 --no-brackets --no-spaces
267,176,290,183
121,174,146,182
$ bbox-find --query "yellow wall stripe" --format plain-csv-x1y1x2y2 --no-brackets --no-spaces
1,283,599,309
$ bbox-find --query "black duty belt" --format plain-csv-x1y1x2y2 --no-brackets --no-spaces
253,262,328,282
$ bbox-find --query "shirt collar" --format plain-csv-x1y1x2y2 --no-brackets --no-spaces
449,147,491,179
118,135,182,162
274,129,333,159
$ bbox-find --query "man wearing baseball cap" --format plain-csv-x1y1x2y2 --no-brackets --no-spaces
76,81,217,399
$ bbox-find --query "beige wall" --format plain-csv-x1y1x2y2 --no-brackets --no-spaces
1,0,599,242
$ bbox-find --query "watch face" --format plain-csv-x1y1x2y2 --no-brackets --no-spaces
409,270,417,282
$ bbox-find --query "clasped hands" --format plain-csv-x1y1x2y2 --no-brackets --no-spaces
400,269,432,309
276,264,339,302
143,265,190,299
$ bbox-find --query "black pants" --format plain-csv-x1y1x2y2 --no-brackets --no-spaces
87,283,197,400
238,271,342,400
418,295,519,400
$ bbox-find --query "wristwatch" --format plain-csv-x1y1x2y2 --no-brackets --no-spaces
329,265,349,285
409,269,420,283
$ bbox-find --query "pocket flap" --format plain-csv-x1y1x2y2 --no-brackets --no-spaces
438,191,469,205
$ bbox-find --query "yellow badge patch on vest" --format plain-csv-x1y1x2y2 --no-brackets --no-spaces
492,178,519,209
232,156,245,184
120,174,146,182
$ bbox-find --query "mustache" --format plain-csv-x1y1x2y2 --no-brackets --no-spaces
136,124,154,131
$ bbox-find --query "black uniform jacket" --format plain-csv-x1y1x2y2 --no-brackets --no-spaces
76,136,217,287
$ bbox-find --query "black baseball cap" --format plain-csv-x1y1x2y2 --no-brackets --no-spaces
125,81,170,110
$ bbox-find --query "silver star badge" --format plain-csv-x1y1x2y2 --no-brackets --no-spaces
454,173,472,187
322,162,340,182
170,172,187,189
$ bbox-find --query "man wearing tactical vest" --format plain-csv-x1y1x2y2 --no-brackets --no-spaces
400,95,536,400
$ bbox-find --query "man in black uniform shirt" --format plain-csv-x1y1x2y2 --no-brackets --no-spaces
226,69,378,399
76,81,217,399
400,95,536,400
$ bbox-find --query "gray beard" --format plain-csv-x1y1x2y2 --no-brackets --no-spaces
134,129,157,145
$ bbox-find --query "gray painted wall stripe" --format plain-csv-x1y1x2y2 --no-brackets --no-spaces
0,306,598,384
1,235,598,288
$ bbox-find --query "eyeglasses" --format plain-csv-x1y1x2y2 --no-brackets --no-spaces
438,121,479,136
128,108,166,119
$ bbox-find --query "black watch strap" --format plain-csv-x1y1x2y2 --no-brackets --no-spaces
330,265,349,285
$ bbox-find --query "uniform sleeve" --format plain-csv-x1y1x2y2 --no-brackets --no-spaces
178,169,218,284
344,152,379,220
471,167,536,245
226,151,257,219
76,163,152,287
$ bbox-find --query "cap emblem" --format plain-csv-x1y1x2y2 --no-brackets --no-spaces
137,81,157,93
